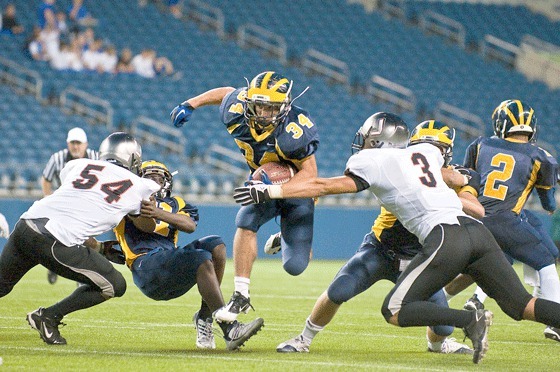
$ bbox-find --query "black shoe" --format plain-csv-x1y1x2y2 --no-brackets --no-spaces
47,270,58,285
26,307,67,345
463,309,493,364
544,326,560,342
464,294,484,312
223,318,264,350
214,291,254,323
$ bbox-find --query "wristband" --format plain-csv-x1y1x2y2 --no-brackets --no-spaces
268,185,283,199
462,174,469,186
183,102,195,110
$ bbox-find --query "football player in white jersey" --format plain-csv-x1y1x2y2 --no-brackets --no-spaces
0,132,160,345
234,113,560,364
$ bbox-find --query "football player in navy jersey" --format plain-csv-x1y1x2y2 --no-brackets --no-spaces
275,118,479,355
114,160,263,350
170,71,319,322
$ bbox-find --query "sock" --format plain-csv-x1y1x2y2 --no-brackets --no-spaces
534,298,560,328
442,288,453,302
234,276,250,298
46,285,106,320
474,287,488,303
533,285,542,298
301,317,324,343
427,338,443,352
398,302,473,328
198,300,212,320
538,264,560,303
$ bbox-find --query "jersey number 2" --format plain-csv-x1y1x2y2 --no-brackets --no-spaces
72,164,133,203
411,153,436,187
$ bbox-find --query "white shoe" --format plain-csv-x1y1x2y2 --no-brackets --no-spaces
429,337,473,354
264,232,282,255
193,311,216,349
544,326,560,342
276,335,310,353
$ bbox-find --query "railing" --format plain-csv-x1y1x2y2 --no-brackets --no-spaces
419,11,466,49
367,75,416,112
204,144,247,178
379,0,406,19
60,87,114,128
480,35,519,67
188,0,225,39
131,116,186,155
0,56,43,100
237,24,288,65
302,49,350,86
434,102,485,142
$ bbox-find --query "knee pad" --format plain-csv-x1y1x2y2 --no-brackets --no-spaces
430,325,454,337
282,257,309,276
198,235,225,253
103,271,127,298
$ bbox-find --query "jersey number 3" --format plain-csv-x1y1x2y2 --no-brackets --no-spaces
411,153,436,187
72,164,133,203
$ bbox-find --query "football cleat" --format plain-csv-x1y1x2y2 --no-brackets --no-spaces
26,307,67,345
544,326,560,342
276,335,310,353
47,270,58,284
223,318,264,350
463,309,493,364
428,338,473,354
464,294,485,312
193,311,216,349
264,232,282,255
214,292,254,323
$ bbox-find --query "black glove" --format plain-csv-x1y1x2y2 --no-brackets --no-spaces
233,182,272,206
99,240,126,265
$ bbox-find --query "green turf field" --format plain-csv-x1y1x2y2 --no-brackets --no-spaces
0,260,556,370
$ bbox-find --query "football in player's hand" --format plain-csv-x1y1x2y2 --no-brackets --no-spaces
252,162,297,184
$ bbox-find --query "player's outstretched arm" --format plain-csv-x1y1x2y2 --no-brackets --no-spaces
170,87,235,127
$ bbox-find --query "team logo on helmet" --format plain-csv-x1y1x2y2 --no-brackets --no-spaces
140,160,173,198
409,120,455,166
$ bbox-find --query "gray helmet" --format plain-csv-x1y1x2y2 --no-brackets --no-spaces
351,112,409,153
99,132,142,174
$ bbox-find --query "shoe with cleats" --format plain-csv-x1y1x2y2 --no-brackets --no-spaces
428,337,473,354
193,311,216,349
463,309,493,364
277,335,310,353
264,232,282,255
223,318,264,350
463,294,485,312
26,307,66,345
544,326,560,342
214,291,254,323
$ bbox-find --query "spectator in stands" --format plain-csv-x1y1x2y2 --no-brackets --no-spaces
56,11,68,36
27,26,49,61
41,127,98,284
39,22,60,61
68,0,98,30
50,40,82,71
131,48,157,78
154,55,175,77
1,3,25,35
81,38,104,72
37,0,57,30
116,47,134,73
99,45,118,74
168,0,183,19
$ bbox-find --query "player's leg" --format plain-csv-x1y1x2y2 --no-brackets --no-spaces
279,198,315,276
278,234,397,352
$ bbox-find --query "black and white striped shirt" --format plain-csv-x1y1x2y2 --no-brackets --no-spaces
42,148,99,189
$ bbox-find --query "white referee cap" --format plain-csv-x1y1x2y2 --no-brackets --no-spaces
67,127,88,143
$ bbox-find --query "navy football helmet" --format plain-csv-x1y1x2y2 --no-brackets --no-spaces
140,160,173,198
351,112,409,153
244,71,293,132
492,99,537,141
409,120,455,166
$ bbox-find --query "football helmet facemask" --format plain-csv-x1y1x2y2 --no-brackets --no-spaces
351,112,409,154
409,120,455,166
140,160,173,198
244,71,293,132
99,132,142,174
492,99,537,141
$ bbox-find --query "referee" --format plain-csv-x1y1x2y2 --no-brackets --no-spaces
41,127,98,284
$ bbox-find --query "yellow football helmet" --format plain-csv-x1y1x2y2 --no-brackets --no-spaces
140,160,173,198
409,120,455,166
492,99,536,141
244,71,293,132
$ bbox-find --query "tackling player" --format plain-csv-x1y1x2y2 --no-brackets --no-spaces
113,160,263,350
234,112,560,364
0,132,160,345
170,71,320,323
